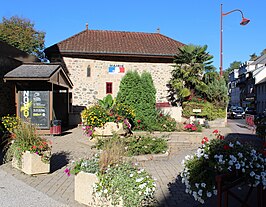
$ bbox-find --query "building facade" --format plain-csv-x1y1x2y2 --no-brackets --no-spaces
45,29,185,112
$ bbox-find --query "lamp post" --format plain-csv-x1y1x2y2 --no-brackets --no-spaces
220,4,250,77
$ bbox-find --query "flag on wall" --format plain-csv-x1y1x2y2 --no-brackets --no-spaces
108,65,125,74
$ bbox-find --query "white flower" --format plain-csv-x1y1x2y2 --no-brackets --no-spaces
237,152,243,158
136,178,144,182
129,173,134,177
195,183,199,188
201,183,206,188
250,171,255,177
235,163,241,170
236,141,241,145
213,190,218,195
229,142,234,148
103,189,108,194
242,168,246,173
255,175,261,180
207,192,212,197
139,183,147,189
198,189,203,196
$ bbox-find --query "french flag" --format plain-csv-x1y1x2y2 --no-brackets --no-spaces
109,66,125,74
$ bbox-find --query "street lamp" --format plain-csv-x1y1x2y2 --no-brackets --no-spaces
220,4,250,76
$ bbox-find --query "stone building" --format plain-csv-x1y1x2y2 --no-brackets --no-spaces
45,28,185,113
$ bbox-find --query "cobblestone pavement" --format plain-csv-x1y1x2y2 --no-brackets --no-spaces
0,122,263,207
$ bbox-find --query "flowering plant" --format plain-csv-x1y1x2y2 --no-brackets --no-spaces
184,123,198,132
96,162,156,207
4,120,51,165
180,130,266,204
81,101,135,137
65,156,156,207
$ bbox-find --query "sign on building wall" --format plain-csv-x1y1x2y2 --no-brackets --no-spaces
19,91,50,129
108,65,125,74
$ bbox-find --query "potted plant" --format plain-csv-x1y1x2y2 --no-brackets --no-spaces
65,138,156,207
180,130,266,204
81,96,135,137
5,119,51,175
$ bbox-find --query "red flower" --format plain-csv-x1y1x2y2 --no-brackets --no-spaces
201,137,209,144
213,129,219,134
191,126,197,131
32,145,37,149
218,135,225,140
223,145,230,150
137,119,141,123
184,124,192,129
159,113,163,117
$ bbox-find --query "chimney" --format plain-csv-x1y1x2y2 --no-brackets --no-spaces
157,27,160,34
86,23,88,30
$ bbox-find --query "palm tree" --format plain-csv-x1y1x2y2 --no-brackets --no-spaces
168,44,213,104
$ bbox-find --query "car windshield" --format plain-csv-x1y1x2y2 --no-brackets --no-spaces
232,107,244,112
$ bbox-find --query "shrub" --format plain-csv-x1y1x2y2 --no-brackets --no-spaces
182,101,226,120
95,134,168,157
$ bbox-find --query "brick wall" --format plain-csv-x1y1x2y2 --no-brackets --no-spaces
63,57,173,108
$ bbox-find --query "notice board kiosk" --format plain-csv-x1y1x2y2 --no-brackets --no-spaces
4,63,73,134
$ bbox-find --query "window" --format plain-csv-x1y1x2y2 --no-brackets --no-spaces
106,82,112,94
87,65,91,77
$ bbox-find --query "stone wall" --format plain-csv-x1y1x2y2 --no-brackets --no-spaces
0,57,21,117
64,57,173,108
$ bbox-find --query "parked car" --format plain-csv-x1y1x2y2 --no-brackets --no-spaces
244,107,256,117
227,106,245,119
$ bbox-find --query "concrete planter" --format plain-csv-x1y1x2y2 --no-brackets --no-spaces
12,151,50,175
75,171,122,206
94,122,125,136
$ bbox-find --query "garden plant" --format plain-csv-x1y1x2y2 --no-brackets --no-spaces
180,130,266,204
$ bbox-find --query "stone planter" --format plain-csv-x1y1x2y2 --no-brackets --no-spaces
94,122,125,136
75,171,122,206
12,151,50,175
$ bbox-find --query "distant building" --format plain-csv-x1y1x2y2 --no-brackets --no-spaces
44,29,185,113
228,69,240,107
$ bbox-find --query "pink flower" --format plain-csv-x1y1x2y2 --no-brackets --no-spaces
191,126,197,131
64,168,70,177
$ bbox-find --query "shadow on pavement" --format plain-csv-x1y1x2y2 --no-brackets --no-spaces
50,151,70,173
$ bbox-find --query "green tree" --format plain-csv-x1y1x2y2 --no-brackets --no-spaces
205,78,228,108
117,70,159,130
260,48,266,56
116,71,141,110
249,53,258,61
0,16,45,58
169,44,213,104
138,71,157,127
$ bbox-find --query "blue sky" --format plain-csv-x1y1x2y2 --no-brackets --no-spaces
1,0,264,71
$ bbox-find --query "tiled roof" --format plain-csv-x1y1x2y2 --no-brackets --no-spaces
45,30,185,57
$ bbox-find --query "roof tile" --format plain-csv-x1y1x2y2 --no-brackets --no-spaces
45,30,185,57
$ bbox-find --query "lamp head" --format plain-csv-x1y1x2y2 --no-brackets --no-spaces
240,18,250,25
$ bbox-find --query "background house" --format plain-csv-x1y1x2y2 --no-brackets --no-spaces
44,28,185,116
0,40,39,117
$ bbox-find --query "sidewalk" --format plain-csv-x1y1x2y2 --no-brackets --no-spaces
0,169,68,207
0,123,263,207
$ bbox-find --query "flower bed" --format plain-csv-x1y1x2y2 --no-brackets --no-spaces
180,130,266,204
95,134,168,157
65,155,156,207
